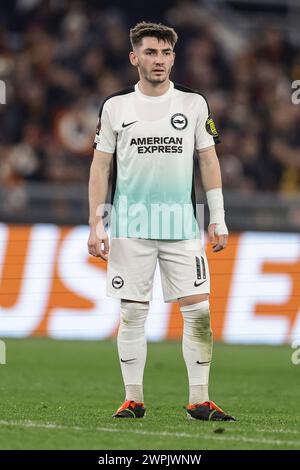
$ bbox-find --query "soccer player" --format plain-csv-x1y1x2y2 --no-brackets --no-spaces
88,22,235,421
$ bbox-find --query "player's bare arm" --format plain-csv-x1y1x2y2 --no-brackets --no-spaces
88,149,112,260
198,145,228,253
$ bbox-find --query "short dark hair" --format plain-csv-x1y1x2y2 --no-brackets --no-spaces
130,21,178,49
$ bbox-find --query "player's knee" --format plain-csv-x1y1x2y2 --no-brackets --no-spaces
120,300,149,328
180,300,212,342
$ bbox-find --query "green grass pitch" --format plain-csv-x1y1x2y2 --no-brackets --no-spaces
0,339,299,450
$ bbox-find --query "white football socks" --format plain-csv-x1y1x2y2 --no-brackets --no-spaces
117,300,149,403
180,300,213,404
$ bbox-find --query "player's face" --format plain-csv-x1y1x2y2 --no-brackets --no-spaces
130,37,175,84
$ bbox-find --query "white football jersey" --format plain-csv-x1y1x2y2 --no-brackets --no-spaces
93,81,220,239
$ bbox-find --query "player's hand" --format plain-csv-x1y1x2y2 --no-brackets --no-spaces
87,226,110,260
208,223,228,252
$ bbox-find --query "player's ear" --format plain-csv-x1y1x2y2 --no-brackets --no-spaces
129,51,138,67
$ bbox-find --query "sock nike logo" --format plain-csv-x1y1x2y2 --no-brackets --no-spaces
196,361,211,365
120,358,136,363
194,280,206,287
122,121,138,128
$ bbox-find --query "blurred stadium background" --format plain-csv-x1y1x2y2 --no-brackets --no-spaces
0,0,300,451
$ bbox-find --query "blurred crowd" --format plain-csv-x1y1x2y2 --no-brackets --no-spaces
0,0,300,203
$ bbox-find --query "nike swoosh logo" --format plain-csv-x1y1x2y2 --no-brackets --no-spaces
120,358,136,363
122,121,138,128
194,280,206,287
196,361,211,365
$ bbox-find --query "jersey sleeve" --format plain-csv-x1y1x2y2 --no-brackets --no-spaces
93,100,117,153
195,95,221,150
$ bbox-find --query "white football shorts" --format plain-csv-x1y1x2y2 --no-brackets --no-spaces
106,238,210,303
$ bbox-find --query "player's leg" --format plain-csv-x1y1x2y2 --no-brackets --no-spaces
159,239,235,421
178,293,212,405
106,238,158,418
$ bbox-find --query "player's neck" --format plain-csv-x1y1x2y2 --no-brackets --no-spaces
137,79,171,97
